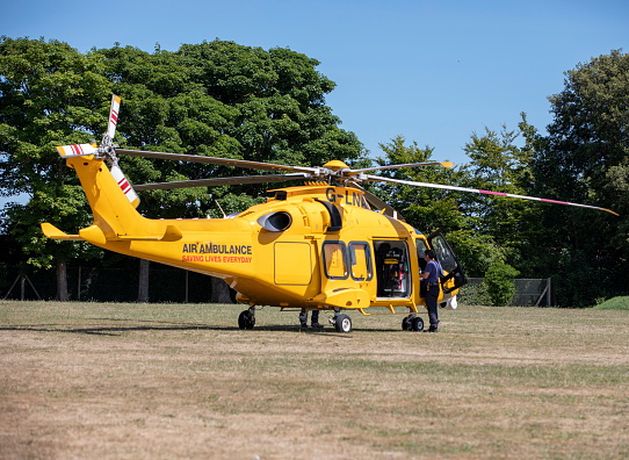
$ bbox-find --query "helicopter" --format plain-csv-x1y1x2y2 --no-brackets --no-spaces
42,95,619,333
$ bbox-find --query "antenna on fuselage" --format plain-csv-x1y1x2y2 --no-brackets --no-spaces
215,199,227,218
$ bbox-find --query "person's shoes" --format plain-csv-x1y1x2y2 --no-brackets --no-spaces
424,327,438,333
300,323,309,329
311,322,323,329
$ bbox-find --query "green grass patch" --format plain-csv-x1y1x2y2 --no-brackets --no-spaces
595,296,629,310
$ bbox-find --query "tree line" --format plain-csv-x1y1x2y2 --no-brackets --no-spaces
0,37,626,306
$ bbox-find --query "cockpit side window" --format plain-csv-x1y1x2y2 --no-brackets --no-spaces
430,235,457,272
416,239,428,272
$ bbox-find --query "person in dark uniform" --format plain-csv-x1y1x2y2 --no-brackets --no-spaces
421,249,442,332
299,308,322,329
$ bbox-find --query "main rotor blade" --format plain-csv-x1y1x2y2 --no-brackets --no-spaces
350,161,454,174
365,175,620,216
135,173,309,191
116,149,318,174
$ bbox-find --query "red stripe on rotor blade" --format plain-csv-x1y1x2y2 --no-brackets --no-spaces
110,112,118,124
117,178,131,193
479,189,507,197
70,144,80,155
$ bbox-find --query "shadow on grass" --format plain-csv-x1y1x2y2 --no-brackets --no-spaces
0,321,386,337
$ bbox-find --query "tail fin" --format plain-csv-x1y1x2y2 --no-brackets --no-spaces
43,94,180,243
43,156,178,244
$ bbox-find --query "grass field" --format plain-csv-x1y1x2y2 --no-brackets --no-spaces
1,301,627,459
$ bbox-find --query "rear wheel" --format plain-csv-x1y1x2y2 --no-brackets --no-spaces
238,309,255,330
335,314,352,333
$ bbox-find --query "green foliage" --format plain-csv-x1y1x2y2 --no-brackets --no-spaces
0,38,109,269
482,260,519,306
460,122,540,270
594,296,629,310
529,50,629,305
445,229,505,276
458,281,492,306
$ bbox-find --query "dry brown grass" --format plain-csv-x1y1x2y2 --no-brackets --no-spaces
0,301,627,459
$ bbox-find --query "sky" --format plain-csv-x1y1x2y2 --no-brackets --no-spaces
1,0,627,192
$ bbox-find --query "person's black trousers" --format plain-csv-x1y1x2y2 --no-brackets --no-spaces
426,284,440,330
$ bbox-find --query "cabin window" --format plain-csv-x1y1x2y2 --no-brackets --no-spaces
322,241,348,279
374,240,410,297
349,242,373,281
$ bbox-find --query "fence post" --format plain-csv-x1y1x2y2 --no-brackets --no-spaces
185,271,189,303
546,278,551,306
137,259,150,302
20,276,25,301
77,265,82,301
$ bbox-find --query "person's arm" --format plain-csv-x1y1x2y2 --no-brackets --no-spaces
421,262,434,280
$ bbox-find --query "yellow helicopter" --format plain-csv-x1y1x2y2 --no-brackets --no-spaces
42,96,619,333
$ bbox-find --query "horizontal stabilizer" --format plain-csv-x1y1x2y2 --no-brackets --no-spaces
41,223,82,240
56,143,98,158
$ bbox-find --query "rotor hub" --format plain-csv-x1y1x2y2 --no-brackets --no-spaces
322,160,350,171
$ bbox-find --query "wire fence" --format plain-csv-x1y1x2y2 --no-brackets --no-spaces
1,264,231,303
460,277,552,306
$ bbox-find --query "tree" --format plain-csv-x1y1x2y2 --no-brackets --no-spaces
530,50,628,305
0,38,364,300
460,122,540,273
0,38,110,299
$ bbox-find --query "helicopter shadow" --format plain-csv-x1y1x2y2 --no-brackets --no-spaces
0,316,401,337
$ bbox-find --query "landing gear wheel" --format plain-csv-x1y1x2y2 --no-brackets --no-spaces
335,314,352,333
238,309,255,330
402,315,413,331
411,316,424,332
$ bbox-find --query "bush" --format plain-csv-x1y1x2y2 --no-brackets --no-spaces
458,281,492,306
482,261,519,306
594,296,629,310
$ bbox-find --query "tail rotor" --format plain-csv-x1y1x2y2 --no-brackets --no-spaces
103,94,121,147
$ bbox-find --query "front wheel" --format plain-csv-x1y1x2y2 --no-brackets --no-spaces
335,314,352,333
402,315,413,331
411,316,424,332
